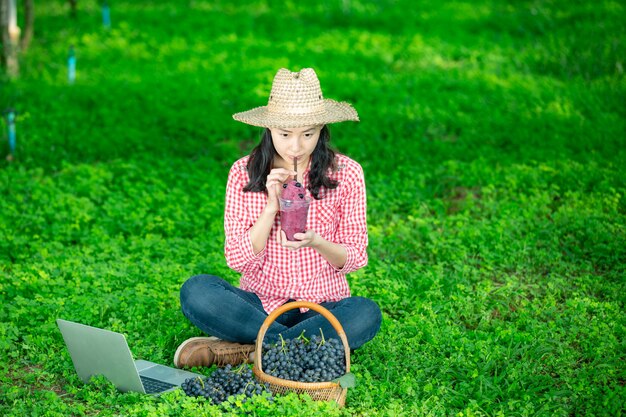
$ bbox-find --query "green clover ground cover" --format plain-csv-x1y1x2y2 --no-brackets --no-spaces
1,1,625,415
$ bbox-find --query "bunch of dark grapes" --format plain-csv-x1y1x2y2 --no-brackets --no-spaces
181,364,271,404
261,330,346,383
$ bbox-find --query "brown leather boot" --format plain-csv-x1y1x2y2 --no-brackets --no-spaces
173,336,255,368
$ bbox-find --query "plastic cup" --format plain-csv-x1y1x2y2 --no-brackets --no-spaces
279,197,311,241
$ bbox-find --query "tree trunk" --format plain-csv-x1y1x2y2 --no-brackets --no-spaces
1,0,20,77
69,0,77,18
1,0,7,68
21,0,33,51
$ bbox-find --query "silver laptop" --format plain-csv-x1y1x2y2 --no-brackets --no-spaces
57,319,201,395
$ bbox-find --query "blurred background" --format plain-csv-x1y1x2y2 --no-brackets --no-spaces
2,0,624,169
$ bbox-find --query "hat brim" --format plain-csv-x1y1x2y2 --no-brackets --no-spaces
232,99,359,129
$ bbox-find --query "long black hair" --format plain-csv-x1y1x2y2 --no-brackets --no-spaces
243,125,339,200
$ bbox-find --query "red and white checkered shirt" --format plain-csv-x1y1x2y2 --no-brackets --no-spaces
224,153,368,314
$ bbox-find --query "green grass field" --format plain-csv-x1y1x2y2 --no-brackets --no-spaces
1,1,625,415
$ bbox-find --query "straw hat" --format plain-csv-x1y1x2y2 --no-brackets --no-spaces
232,68,359,129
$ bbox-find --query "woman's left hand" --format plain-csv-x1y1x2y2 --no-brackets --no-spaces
277,229,319,250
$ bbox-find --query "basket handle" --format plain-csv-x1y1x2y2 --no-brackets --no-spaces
254,301,351,374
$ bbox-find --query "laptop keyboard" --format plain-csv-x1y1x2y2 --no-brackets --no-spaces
140,375,177,394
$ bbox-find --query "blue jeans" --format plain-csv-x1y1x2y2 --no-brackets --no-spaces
180,274,382,349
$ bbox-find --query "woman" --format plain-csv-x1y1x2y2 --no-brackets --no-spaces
174,68,381,368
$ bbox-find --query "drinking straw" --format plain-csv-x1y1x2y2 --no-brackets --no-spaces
293,157,298,182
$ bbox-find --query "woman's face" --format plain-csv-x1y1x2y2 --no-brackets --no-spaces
269,125,323,169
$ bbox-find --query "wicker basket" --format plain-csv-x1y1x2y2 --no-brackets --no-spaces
253,301,351,407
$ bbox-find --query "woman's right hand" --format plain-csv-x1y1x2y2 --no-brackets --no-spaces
265,168,296,213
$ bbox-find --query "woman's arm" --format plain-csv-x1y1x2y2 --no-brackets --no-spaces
249,206,278,255
224,163,265,273
312,235,348,269
331,162,368,273
249,167,297,254
225,164,297,269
